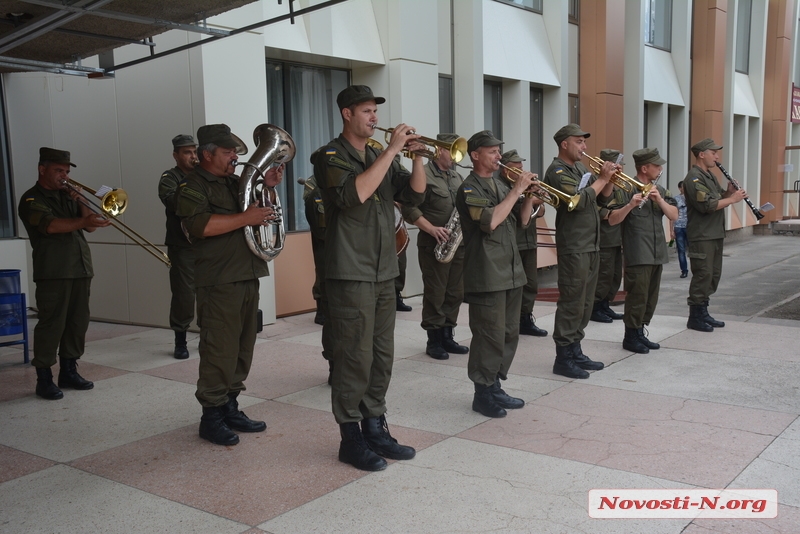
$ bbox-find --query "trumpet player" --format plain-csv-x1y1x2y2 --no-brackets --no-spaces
177,124,281,446
400,133,469,360
158,134,198,360
543,124,615,379
607,148,677,354
312,85,425,472
455,131,537,418
498,149,547,337
18,148,111,400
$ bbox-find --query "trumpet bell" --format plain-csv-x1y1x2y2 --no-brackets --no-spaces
447,137,468,164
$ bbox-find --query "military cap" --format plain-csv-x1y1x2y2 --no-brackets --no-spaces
437,133,461,144
691,138,723,154
39,147,76,167
172,134,197,149
336,85,385,110
553,123,590,145
467,130,503,154
500,149,526,164
599,149,621,163
197,124,248,155
632,147,667,167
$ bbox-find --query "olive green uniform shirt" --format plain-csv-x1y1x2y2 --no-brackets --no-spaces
598,185,626,248
401,161,463,248
302,174,326,241
683,165,726,242
617,185,676,266
18,183,93,281
158,166,191,248
175,166,269,287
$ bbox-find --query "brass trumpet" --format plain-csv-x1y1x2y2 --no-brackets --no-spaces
370,125,467,163
62,179,171,267
498,162,580,211
581,151,654,197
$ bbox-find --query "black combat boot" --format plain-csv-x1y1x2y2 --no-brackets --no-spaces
552,344,589,379
314,300,325,325
520,313,548,336
396,292,412,312
441,326,469,354
222,392,267,433
361,415,416,460
472,383,507,417
602,299,624,320
491,376,524,409
571,343,605,370
339,422,387,471
638,327,660,350
590,301,613,323
622,327,650,354
425,329,449,360
35,367,63,400
174,330,189,360
702,301,725,328
199,406,240,445
687,305,714,332
57,358,94,390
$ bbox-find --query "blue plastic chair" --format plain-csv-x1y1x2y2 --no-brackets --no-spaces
0,292,29,363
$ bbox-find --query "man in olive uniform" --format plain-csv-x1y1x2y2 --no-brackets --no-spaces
455,131,536,418
498,149,547,338
401,133,469,361
18,148,111,400
543,124,615,379
607,148,678,353
590,149,625,323
312,85,426,472
682,138,746,332
158,134,198,359
176,124,280,446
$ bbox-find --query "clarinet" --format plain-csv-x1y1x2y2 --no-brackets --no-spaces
715,162,764,221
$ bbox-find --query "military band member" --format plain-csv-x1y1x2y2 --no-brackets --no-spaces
401,133,469,360
455,131,536,418
312,85,425,471
543,124,615,379
682,138,746,332
607,148,677,353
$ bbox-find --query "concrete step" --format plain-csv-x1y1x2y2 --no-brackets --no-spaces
772,219,800,236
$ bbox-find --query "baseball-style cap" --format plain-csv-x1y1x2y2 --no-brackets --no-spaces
632,147,667,167
39,147,76,167
437,133,461,144
336,85,385,110
500,149,526,165
599,149,621,163
691,138,723,153
467,130,504,154
197,124,248,155
554,123,590,145
172,134,197,149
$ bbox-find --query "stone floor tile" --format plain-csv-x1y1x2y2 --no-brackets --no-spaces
660,320,800,362
81,328,202,371
583,314,688,344
0,359,127,402
683,503,800,534
0,444,56,483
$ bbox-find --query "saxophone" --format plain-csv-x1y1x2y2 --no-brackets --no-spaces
434,208,462,263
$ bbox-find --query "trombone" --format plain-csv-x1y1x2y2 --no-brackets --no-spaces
370,125,468,163
581,151,654,197
498,162,581,211
62,179,172,267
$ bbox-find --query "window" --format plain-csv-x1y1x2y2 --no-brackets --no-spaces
0,77,14,238
265,61,349,232
484,81,502,139
644,0,672,51
493,0,542,13
569,0,580,24
529,88,543,175
439,76,454,134
735,0,752,74
569,94,580,125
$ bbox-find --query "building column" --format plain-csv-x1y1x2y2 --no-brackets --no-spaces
453,0,483,137
502,80,530,159
690,0,728,147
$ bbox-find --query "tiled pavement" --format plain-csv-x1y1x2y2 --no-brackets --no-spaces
2,239,799,533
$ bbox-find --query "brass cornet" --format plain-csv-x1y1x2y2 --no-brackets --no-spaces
498,162,581,211
581,151,654,197
370,125,467,163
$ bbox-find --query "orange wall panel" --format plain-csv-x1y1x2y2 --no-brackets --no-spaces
273,232,316,317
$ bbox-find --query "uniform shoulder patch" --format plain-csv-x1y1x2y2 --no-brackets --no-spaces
462,187,473,194
696,191,707,202
328,155,355,172
180,187,206,202
464,195,489,207
555,168,564,174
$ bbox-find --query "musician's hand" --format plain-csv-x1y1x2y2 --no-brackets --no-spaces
731,188,748,202
513,171,535,195
598,161,617,183
428,225,451,244
264,164,284,188
670,229,676,240
387,124,421,156
243,203,274,226
630,193,644,207
66,186,82,202
648,188,663,202
82,212,111,230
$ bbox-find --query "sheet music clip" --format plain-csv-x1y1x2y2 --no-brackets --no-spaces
95,185,113,198
578,172,592,191
759,202,775,213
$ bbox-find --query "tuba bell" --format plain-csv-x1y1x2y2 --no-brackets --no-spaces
236,124,296,262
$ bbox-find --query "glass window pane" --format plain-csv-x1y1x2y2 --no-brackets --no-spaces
439,76,454,134
645,0,672,51
530,88,543,174
484,81,502,139
569,94,580,125
0,77,13,238
735,0,752,74
494,0,541,12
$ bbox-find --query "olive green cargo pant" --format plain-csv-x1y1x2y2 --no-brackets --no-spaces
519,247,540,316
466,287,522,386
32,278,91,368
623,264,663,328
167,245,195,332
687,239,723,306
595,245,622,303
418,245,464,330
553,252,599,347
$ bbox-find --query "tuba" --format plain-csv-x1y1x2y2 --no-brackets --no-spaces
434,208,462,263
236,124,296,262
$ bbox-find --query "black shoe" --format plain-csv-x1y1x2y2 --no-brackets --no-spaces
622,327,650,354
222,393,267,433
552,344,589,379
361,415,416,460
425,329,449,360
57,358,94,390
519,313,548,336
339,422,387,471
687,305,714,332
571,343,605,370
491,377,524,409
199,407,240,446
702,302,725,328
638,327,660,350
441,326,469,353
472,383,507,417
602,299,624,320
174,330,189,360
680,271,688,278
396,293,412,312
590,302,613,323
35,367,63,400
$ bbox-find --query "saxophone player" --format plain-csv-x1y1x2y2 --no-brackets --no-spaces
401,133,469,360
